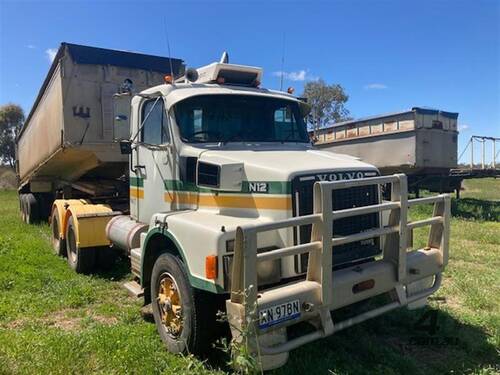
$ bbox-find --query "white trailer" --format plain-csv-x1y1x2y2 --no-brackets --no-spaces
313,108,460,194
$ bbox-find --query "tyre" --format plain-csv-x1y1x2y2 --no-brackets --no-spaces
23,193,40,224
65,215,96,274
36,193,53,222
19,194,27,223
151,253,217,355
50,209,66,256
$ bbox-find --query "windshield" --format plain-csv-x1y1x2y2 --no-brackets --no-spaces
174,94,310,143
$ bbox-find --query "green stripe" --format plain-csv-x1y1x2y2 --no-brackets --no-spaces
132,177,291,195
141,227,224,294
164,180,208,193
130,177,144,187
163,179,290,195
241,181,291,194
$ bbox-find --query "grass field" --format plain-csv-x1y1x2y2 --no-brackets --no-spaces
0,178,499,374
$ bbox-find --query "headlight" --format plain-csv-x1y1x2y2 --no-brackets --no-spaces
223,246,281,291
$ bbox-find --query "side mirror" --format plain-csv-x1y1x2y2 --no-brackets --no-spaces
113,93,132,140
119,140,132,155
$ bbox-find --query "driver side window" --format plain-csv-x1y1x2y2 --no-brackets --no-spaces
141,98,170,144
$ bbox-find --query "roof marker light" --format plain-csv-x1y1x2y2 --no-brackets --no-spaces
164,75,173,84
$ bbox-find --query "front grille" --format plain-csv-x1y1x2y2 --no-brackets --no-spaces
292,171,381,273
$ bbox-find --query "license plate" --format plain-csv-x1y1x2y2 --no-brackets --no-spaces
259,300,300,329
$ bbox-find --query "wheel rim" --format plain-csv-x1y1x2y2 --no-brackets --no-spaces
67,224,77,263
157,272,183,338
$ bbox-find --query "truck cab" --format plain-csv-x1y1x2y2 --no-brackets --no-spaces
47,56,450,371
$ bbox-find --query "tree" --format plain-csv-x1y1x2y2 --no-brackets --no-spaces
302,79,351,138
0,104,25,167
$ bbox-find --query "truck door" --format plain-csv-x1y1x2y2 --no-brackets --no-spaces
130,96,176,223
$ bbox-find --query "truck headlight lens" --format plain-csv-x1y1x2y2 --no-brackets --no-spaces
223,246,281,291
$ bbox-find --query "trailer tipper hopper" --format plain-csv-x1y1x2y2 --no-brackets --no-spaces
17,48,451,371
312,108,460,194
17,43,184,222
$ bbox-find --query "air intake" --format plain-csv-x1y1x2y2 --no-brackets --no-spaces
197,162,220,188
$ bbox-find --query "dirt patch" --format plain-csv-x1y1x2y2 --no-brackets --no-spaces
48,310,83,331
4,308,118,331
47,309,119,331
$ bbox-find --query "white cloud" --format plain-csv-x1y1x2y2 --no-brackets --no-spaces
364,83,388,90
26,44,36,49
272,69,318,82
45,48,57,63
458,124,470,131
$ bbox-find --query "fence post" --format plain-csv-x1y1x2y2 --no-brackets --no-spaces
493,139,496,169
481,138,485,170
470,137,474,169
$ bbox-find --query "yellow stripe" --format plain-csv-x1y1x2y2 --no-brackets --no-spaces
130,188,144,199
164,191,291,210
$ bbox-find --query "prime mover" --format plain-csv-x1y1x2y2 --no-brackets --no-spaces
16,43,451,370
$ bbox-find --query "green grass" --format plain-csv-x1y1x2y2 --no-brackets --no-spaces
0,178,499,374
461,178,500,201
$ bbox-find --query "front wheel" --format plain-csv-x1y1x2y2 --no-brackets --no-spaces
151,253,217,354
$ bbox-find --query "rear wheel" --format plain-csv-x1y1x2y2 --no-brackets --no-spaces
19,194,27,223
151,253,217,354
66,215,95,274
50,209,66,256
25,193,40,224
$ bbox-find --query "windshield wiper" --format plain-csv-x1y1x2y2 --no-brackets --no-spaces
221,133,244,145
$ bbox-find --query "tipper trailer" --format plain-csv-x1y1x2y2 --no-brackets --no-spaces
312,108,461,195
17,43,451,370
17,43,184,224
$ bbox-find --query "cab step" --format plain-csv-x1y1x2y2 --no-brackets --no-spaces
123,280,144,298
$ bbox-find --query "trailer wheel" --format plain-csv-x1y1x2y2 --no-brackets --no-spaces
19,194,27,222
24,193,40,224
50,209,66,256
151,253,215,354
65,216,95,274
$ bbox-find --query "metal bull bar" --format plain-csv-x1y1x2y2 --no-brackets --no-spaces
226,174,451,356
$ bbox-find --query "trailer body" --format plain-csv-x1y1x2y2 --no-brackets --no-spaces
17,43,184,194
313,108,459,192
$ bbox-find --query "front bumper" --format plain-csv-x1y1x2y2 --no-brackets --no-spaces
225,174,451,370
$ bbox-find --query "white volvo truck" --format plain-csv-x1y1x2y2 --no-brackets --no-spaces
18,46,450,371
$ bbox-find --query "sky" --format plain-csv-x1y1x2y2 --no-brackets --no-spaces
0,0,499,162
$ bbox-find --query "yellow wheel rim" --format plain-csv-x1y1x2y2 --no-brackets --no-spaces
157,273,183,337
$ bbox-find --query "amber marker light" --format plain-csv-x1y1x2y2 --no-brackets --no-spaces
205,255,218,279
164,75,173,84
287,87,295,94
